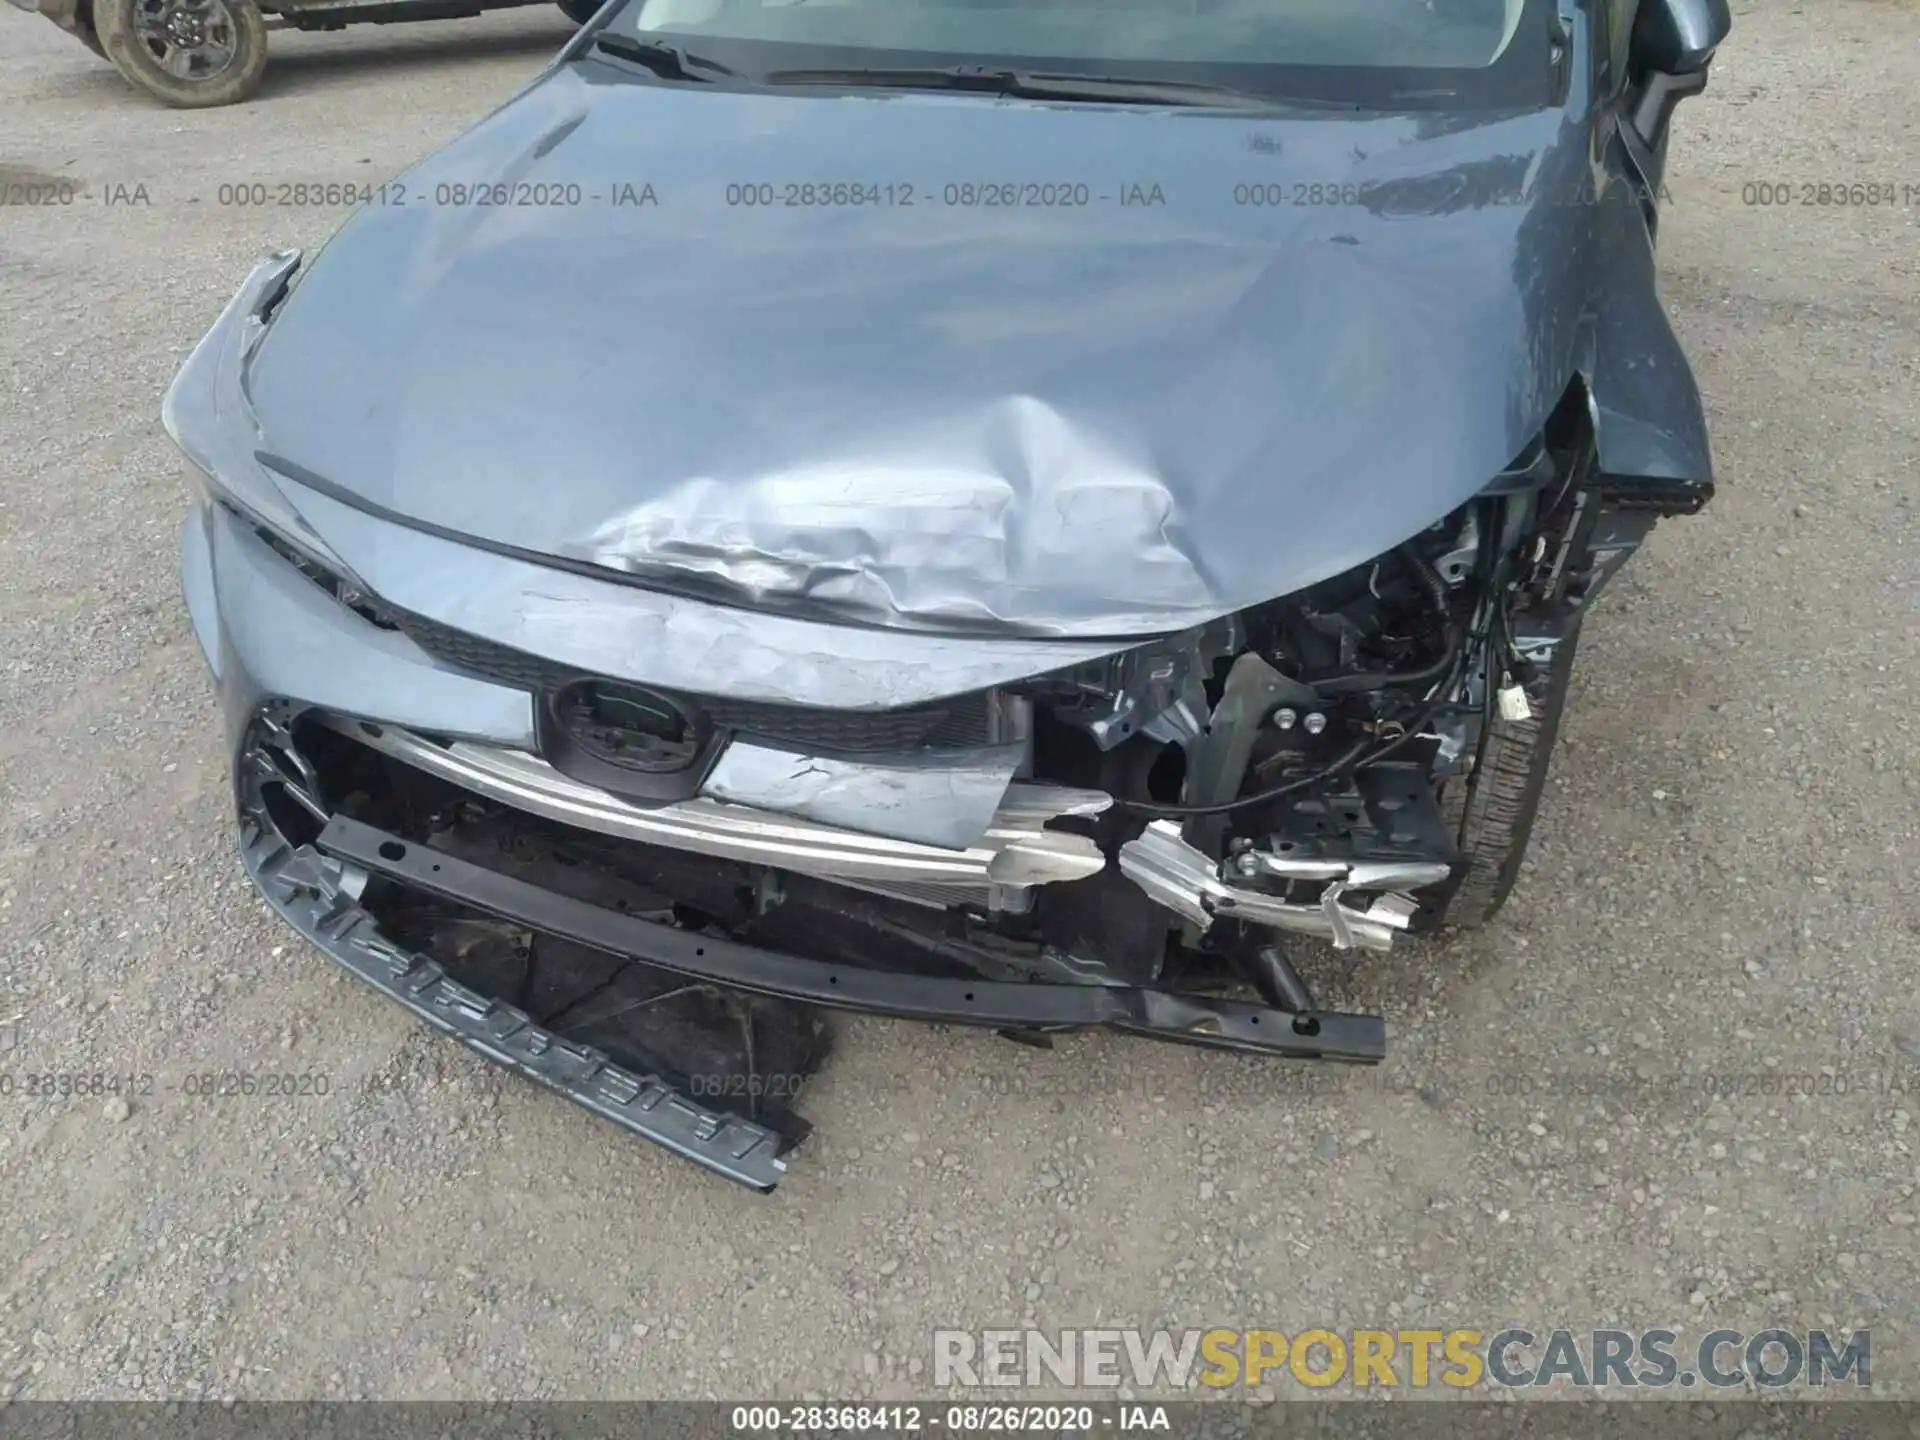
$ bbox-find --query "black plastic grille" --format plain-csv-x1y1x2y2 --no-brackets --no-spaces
394,611,996,754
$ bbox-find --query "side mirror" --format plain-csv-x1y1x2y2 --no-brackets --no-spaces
1626,0,1730,153
1631,0,1732,76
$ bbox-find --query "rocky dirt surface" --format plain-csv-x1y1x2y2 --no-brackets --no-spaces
0,0,1915,1405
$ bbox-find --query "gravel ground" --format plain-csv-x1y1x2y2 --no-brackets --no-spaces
1,0,1915,1405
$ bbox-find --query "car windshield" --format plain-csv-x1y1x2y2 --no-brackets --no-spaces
614,0,1552,107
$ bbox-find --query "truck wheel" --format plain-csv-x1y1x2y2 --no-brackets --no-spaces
96,0,267,107
556,0,602,22
1433,623,1582,928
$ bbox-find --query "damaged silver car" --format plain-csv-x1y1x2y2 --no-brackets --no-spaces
168,0,1729,1188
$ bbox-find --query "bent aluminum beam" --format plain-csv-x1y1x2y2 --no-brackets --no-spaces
323,717,1110,892
1119,821,1442,953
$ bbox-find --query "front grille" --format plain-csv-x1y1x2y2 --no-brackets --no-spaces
399,613,566,692
395,611,997,754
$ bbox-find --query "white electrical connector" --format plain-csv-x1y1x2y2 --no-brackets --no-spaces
1497,677,1533,722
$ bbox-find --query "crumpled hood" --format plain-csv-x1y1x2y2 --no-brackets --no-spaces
249,60,1618,638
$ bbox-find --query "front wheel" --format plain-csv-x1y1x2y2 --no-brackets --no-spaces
96,0,267,108
1433,623,1582,928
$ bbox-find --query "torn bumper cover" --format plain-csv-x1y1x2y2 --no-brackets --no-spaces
238,760,1383,1192
245,822,797,1190
190,457,1387,1189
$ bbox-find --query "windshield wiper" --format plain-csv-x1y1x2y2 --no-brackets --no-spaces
761,65,1320,110
592,33,741,82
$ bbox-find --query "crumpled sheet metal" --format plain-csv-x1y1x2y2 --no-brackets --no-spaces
702,738,1030,851
277,480,1133,710
577,395,1213,634
236,0,1709,645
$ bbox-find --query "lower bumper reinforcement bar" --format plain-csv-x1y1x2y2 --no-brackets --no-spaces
241,819,795,1191
317,814,1386,1066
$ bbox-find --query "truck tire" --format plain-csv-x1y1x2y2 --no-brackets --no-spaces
1433,623,1582,928
96,0,267,108
74,0,108,55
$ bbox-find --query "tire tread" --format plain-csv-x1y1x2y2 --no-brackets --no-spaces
1437,625,1581,928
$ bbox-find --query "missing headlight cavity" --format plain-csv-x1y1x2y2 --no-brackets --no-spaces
245,514,398,632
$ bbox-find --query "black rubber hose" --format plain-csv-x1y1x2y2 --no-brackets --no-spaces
1310,628,1460,696
1308,544,1460,696
1401,541,1451,610
1118,737,1372,817
1244,946,1316,1012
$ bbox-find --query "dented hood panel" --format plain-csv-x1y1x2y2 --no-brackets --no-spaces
248,50,1702,638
